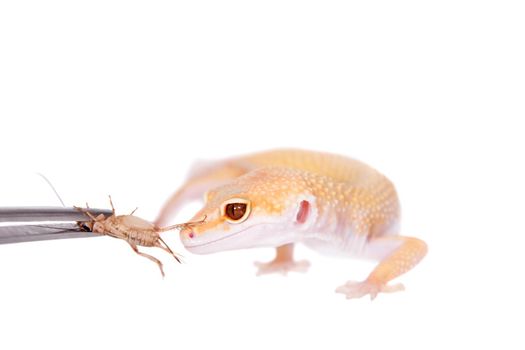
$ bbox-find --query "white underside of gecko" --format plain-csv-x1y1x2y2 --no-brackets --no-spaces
182,197,402,262
184,232,403,262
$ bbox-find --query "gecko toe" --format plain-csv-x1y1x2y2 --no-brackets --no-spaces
254,259,310,276
335,280,405,300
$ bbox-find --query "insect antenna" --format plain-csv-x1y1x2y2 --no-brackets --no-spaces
37,173,66,207
179,215,207,228
188,215,207,226
156,215,207,232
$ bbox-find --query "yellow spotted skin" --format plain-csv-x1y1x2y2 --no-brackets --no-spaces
205,150,400,238
157,149,427,299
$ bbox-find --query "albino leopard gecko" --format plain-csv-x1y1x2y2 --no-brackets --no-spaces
155,149,427,299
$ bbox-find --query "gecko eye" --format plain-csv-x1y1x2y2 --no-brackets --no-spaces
221,198,251,223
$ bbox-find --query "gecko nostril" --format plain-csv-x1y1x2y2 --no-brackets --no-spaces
186,229,195,238
180,228,195,239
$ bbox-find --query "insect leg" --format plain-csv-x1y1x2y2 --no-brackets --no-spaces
155,223,187,232
74,206,98,221
129,207,138,215
127,242,165,277
157,237,182,263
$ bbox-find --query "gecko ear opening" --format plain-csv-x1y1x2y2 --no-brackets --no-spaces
296,200,310,224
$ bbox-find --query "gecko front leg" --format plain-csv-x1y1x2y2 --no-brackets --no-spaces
254,244,310,276
336,236,427,300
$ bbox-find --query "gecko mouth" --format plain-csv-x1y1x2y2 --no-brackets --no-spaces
182,223,273,249
183,225,254,248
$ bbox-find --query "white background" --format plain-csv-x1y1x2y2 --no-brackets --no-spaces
1,1,524,349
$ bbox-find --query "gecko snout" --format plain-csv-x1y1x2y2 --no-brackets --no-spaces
180,227,195,239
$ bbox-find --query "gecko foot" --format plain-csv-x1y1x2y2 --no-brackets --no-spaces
254,259,310,276
335,280,405,300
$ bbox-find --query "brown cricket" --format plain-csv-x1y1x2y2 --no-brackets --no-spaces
76,196,205,276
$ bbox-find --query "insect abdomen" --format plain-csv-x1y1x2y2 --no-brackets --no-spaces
126,229,157,246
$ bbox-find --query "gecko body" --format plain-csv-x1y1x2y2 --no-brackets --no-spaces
156,149,427,299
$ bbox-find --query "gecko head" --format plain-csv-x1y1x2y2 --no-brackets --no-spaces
77,213,106,233
180,167,317,254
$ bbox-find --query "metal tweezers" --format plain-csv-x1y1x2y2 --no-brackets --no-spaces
0,207,112,244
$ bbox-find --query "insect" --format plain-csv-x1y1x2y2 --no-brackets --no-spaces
76,196,205,277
